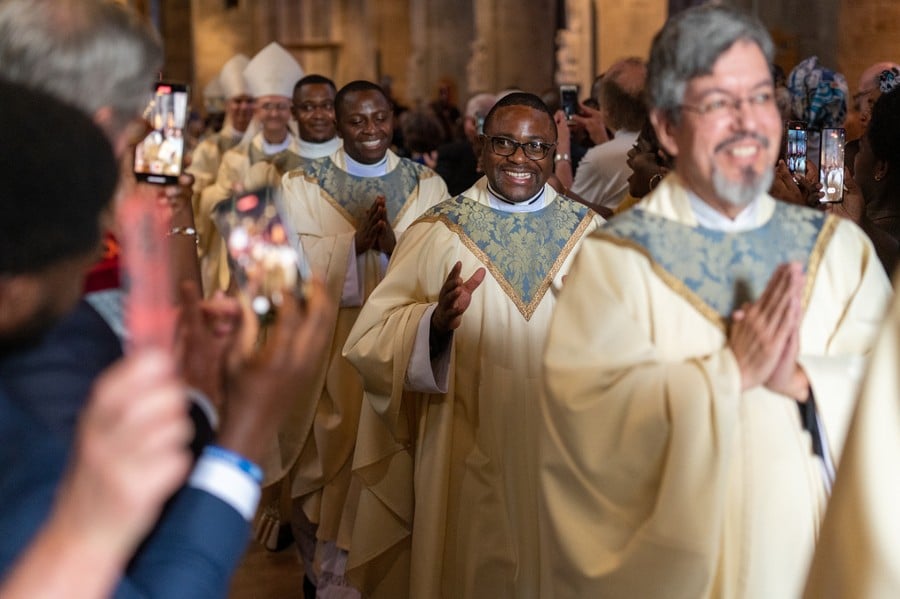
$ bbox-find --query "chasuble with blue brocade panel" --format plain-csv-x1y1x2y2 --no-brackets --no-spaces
302,155,430,227
415,194,594,320
598,202,837,327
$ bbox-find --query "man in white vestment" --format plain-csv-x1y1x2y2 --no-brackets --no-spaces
188,54,254,295
198,42,303,295
289,74,342,162
540,5,891,599
276,80,448,598
188,54,255,192
342,92,603,598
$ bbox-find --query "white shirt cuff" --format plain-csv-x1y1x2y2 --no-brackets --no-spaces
405,304,450,393
188,454,261,521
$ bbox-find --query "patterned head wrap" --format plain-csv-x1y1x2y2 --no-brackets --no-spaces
787,56,848,129
879,67,900,93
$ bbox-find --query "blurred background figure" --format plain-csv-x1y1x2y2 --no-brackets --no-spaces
429,77,462,142
786,56,848,172
399,106,446,163
430,91,497,196
618,119,674,213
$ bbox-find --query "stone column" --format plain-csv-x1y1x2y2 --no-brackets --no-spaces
556,0,595,97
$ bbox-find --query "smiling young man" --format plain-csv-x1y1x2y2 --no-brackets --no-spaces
277,79,447,598
341,92,603,598
291,74,342,159
540,5,891,598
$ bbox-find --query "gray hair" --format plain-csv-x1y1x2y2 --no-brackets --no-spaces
0,0,162,128
647,4,773,123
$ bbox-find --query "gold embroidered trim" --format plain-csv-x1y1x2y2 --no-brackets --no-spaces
804,214,838,309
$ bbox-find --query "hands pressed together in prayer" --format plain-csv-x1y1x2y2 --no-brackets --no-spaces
356,195,397,256
429,261,486,355
729,262,810,401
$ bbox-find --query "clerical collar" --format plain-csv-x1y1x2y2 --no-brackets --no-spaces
486,184,547,213
687,191,760,233
298,136,341,160
261,133,292,156
345,152,389,178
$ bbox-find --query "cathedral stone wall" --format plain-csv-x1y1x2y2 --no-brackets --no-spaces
171,0,900,115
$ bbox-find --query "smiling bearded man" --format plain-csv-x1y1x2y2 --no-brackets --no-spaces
341,92,604,598
540,5,891,599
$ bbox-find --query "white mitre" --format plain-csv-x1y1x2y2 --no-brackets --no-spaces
244,42,304,99
218,53,251,99
203,76,225,113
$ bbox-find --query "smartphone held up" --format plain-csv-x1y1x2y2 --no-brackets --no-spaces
819,128,845,204
560,84,579,120
213,187,311,322
784,121,808,177
134,81,189,185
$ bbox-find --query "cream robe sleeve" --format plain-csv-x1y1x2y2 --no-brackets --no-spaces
804,288,900,599
280,170,359,305
341,220,463,594
541,234,744,599
796,218,891,456
343,218,462,429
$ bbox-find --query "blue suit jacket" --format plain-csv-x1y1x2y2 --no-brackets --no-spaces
0,299,122,445
0,383,250,598
0,299,250,597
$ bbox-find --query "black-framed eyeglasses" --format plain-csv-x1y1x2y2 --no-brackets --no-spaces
679,89,776,119
482,135,556,160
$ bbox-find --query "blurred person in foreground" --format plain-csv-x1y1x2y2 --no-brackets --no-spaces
541,5,890,598
0,74,333,598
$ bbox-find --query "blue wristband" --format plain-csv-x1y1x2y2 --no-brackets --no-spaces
204,445,263,484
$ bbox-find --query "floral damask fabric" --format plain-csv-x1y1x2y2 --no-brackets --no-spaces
418,195,592,318
600,202,831,321
304,156,429,226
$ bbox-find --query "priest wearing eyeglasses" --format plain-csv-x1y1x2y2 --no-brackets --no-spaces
342,92,604,598
540,5,891,598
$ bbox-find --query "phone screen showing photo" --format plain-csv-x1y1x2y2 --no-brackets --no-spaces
785,123,808,177
134,82,189,185
819,128,846,203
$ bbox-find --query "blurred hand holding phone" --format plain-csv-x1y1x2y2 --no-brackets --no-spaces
212,187,311,323
819,128,846,203
134,82,190,186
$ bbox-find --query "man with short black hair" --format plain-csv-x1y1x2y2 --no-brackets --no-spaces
343,92,603,598
291,74,342,159
278,79,447,597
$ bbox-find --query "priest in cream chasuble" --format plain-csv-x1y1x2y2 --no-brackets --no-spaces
540,7,891,599
343,93,603,599
275,81,447,595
